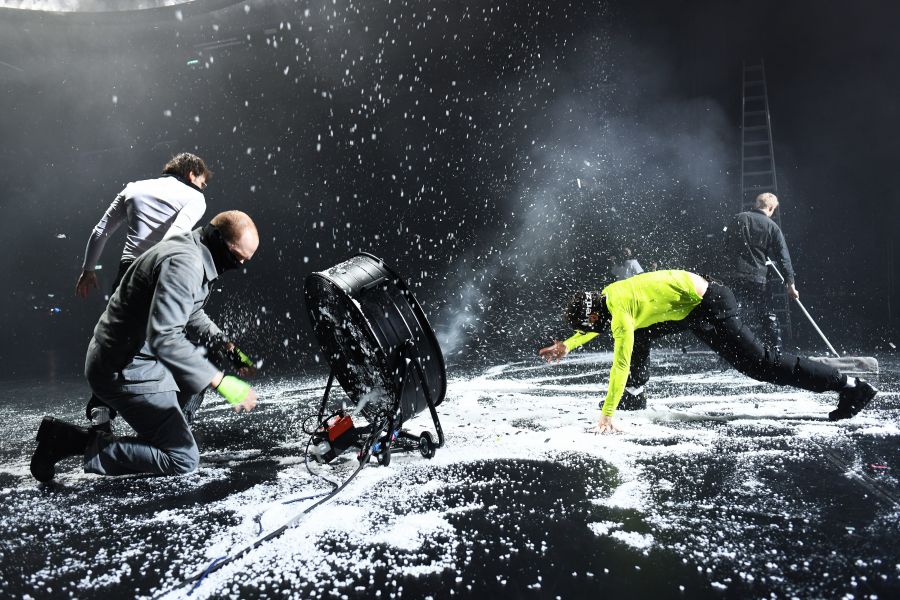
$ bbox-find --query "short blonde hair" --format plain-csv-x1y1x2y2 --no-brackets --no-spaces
755,192,779,211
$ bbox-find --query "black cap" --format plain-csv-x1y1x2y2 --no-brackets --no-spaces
565,291,607,331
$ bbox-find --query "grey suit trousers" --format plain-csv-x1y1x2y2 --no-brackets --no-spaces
84,389,200,476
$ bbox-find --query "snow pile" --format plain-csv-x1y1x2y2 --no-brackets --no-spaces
5,352,896,599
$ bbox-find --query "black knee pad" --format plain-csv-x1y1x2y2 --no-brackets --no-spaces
617,391,647,411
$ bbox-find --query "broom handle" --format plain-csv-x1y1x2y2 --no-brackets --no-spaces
766,259,841,358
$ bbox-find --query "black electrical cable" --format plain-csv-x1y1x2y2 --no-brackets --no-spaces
248,425,349,552
154,413,383,599
179,459,368,597
251,488,333,537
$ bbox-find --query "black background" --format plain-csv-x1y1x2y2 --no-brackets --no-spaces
1,0,898,380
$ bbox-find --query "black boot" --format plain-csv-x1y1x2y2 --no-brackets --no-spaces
616,391,648,411
30,417,94,483
829,378,878,421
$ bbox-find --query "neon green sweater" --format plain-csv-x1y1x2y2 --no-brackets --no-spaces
562,270,703,416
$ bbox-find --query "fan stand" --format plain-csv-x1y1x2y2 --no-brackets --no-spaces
314,339,445,465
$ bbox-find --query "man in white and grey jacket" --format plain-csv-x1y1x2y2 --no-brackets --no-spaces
75,153,212,431
31,211,259,482
75,152,210,298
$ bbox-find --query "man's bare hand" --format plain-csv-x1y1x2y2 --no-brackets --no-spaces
75,270,98,298
597,415,621,434
234,388,258,413
223,341,258,377
786,283,799,300
236,366,258,378
539,340,568,363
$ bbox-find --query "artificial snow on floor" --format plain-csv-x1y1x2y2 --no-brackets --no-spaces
1,351,897,599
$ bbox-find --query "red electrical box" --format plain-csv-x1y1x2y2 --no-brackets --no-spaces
327,415,354,442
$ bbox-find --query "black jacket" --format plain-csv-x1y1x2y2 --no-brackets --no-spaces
723,208,795,285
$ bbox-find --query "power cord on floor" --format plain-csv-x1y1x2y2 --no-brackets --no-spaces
156,414,386,599
182,458,368,596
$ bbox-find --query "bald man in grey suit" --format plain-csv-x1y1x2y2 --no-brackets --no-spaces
32,211,259,482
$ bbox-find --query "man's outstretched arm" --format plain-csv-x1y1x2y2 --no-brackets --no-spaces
210,371,258,412
597,318,635,433
539,331,599,362
772,228,799,299
76,193,127,298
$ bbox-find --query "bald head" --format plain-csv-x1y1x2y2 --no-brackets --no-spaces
210,210,259,263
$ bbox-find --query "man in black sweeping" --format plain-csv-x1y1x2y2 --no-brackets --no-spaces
539,270,877,433
31,211,260,482
723,192,796,351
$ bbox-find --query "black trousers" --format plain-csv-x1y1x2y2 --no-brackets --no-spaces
625,283,843,393
726,278,782,350
86,259,136,422
111,259,133,295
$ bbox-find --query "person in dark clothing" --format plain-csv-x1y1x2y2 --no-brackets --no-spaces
538,271,877,433
723,192,797,351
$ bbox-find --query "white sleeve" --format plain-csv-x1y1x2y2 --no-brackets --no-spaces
630,259,644,275
163,197,207,240
82,193,127,270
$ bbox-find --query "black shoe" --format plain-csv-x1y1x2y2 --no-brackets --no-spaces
30,417,94,483
829,378,878,421
616,391,648,411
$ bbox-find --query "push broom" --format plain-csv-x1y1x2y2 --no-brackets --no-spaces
767,259,878,374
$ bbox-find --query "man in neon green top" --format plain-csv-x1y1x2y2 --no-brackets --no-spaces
539,270,877,433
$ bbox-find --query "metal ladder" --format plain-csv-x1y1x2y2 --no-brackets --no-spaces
740,59,793,340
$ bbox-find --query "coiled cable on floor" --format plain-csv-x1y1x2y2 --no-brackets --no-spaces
181,458,368,596
154,413,386,599
247,430,350,538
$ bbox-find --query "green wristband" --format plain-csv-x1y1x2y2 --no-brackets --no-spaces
216,375,250,405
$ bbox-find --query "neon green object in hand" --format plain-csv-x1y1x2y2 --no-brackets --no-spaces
216,375,251,405
234,347,254,368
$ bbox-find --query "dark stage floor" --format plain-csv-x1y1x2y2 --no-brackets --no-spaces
1,351,898,599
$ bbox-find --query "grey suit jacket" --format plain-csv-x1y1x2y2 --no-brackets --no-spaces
86,228,225,396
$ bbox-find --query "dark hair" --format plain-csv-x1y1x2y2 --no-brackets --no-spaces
564,291,608,331
162,153,211,182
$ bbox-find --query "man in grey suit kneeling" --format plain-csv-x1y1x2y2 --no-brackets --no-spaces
31,210,260,482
